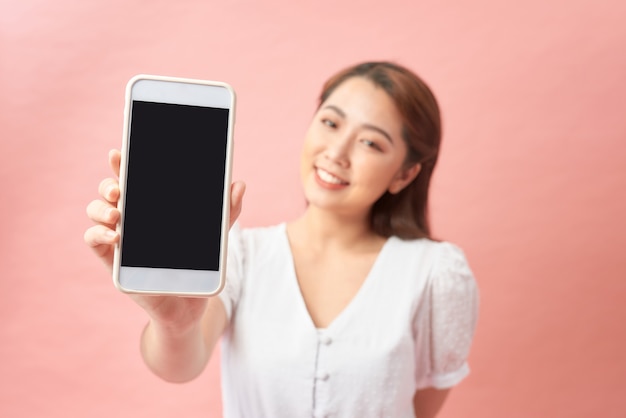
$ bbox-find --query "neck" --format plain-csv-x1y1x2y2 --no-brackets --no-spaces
289,205,381,251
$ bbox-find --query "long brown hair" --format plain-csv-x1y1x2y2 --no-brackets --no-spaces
319,62,442,240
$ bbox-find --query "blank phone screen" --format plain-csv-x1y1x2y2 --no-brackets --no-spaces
121,100,228,271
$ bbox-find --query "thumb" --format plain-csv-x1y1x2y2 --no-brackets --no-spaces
229,181,246,228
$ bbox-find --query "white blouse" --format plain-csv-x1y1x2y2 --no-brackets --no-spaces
218,223,478,418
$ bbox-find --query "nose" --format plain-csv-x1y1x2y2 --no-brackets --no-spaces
324,132,351,167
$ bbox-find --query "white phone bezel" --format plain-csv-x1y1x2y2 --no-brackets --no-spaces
112,74,236,297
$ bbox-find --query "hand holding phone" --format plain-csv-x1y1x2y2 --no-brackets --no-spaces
85,75,239,298
84,150,245,274
85,149,245,331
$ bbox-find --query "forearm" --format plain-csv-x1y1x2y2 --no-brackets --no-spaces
140,319,210,383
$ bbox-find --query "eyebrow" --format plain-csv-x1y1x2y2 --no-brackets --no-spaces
322,105,394,144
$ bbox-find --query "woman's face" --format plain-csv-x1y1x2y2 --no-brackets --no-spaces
301,76,419,218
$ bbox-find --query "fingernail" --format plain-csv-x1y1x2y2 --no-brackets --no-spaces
105,230,117,238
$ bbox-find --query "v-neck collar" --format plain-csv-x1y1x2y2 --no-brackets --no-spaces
279,223,393,333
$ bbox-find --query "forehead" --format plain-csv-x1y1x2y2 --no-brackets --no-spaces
321,77,403,133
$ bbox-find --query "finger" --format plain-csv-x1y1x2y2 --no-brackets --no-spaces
232,181,246,204
98,177,120,204
86,199,120,225
84,224,119,248
109,149,121,178
229,181,246,228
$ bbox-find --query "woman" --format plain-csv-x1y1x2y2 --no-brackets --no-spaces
85,62,479,418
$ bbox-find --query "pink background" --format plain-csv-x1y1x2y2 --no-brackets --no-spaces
2,0,625,417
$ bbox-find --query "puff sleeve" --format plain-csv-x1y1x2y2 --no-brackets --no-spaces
414,242,479,390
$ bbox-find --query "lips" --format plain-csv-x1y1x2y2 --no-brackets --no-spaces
315,167,349,186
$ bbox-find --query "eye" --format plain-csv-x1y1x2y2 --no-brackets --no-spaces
322,118,337,128
361,139,383,151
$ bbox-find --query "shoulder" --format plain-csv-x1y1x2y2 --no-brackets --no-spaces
391,236,472,270
389,237,477,302
429,240,474,282
430,241,476,294
228,222,288,259
420,239,479,328
238,223,285,239
221,223,288,319
388,237,471,273
235,222,285,246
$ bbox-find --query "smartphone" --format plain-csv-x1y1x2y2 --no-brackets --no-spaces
112,75,235,296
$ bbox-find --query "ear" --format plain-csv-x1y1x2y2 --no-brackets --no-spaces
388,163,421,195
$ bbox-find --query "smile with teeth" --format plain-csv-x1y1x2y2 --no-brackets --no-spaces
316,168,348,185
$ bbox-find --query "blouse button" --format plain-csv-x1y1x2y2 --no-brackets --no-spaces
316,371,330,381
319,335,332,345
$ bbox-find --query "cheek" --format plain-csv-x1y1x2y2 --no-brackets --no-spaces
301,128,320,156
300,141,315,171
356,157,401,186
363,163,406,199
300,136,317,179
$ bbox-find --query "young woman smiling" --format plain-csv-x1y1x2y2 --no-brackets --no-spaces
85,61,479,418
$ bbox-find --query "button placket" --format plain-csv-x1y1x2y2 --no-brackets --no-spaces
313,330,333,417
316,331,332,382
